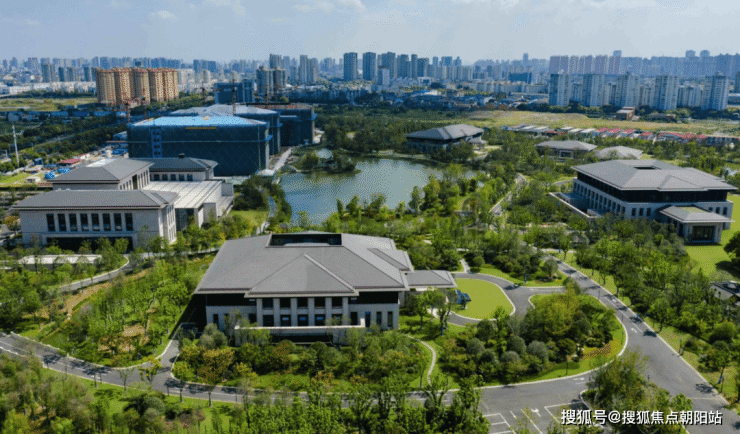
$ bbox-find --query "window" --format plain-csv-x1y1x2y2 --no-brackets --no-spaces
57,214,66,232
387,311,394,329
709,207,713,212
47,214,55,232
92,214,100,231
350,312,358,325
114,213,122,231
125,213,133,231
376,312,383,327
80,214,89,231
212,314,219,327
298,315,308,326
279,298,290,309
297,298,308,308
178,174,185,181
631,208,636,217
187,174,193,181
170,174,177,181
69,214,77,232
724,207,728,216
315,315,325,326
332,297,343,308
263,315,274,327
262,298,274,309
314,297,325,308
248,313,257,323
153,174,160,181
280,315,291,327
103,213,111,231
646,209,651,217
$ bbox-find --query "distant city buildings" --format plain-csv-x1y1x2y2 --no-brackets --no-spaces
549,73,571,106
343,52,358,81
702,73,730,110
94,67,177,106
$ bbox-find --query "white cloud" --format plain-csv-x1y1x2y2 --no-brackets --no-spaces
203,0,246,17
24,19,40,27
150,10,178,20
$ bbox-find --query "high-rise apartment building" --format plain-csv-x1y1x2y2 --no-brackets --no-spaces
736,71,740,93
41,63,57,83
299,55,310,84
654,74,679,111
410,54,418,79
582,74,606,107
397,54,410,78
615,73,639,108
549,73,571,106
702,73,730,110
269,54,284,70
593,55,608,74
112,68,133,105
380,52,396,79
362,52,376,82
95,68,116,105
256,66,275,101
343,52,358,81
132,68,150,102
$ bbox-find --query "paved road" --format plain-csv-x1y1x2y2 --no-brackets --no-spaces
2,262,739,432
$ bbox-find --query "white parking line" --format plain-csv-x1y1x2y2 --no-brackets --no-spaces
522,410,544,434
544,403,572,420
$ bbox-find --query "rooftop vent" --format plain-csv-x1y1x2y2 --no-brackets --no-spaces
178,153,185,159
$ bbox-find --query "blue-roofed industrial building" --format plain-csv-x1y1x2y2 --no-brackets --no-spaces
169,104,281,155
127,116,269,176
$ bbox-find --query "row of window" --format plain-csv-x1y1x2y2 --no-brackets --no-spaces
215,310,395,328
151,173,194,182
256,297,349,309
47,212,133,233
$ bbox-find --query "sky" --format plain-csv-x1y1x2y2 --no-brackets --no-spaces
1,0,738,63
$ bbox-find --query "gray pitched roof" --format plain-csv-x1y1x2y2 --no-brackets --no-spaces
171,104,277,117
536,140,597,152
134,157,218,172
406,124,484,141
51,158,152,183
574,160,735,191
595,146,643,160
660,206,732,223
406,270,456,288
196,232,455,296
13,190,177,209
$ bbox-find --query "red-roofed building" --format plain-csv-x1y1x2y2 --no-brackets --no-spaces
58,158,81,167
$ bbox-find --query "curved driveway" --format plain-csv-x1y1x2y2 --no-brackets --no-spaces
1,258,739,433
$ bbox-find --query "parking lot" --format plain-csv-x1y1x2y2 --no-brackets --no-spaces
482,399,590,433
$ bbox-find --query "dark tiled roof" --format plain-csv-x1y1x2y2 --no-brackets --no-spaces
51,158,152,183
196,232,455,296
595,146,643,160
13,190,177,209
536,140,597,152
574,160,735,191
406,124,484,141
134,157,218,172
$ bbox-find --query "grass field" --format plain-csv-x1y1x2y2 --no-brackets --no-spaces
684,194,740,278
0,97,97,112
452,278,514,319
468,110,737,135
228,209,269,227
0,172,40,186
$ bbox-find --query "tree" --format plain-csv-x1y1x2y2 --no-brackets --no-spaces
3,215,20,234
724,231,740,267
706,341,732,392
543,258,558,279
137,356,161,385
648,297,674,332
557,339,576,376
117,366,135,391
172,362,194,403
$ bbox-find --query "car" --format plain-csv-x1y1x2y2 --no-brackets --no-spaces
722,281,739,292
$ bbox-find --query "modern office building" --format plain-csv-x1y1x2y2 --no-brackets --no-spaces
254,103,316,148
127,116,269,176
193,232,456,340
564,160,735,242
14,156,234,249
343,52,358,81
702,73,730,110
549,73,571,106
406,124,484,152
654,74,679,111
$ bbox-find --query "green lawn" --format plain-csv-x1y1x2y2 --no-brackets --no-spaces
452,278,514,319
684,194,740,278
228,209,269,227
477,264,567,287
0,172,38,185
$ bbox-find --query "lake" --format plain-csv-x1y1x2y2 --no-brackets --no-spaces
281,156,450,225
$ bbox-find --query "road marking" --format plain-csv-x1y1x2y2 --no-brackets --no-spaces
522,410,544,434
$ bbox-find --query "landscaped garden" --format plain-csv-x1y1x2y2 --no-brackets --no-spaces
451,278,514,319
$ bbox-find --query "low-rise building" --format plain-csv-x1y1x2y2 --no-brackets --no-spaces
405,124,484,152
535,140,596,158
193,232,456,341
564,159,735,243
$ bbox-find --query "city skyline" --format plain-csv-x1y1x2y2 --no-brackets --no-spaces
1,0,739,62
